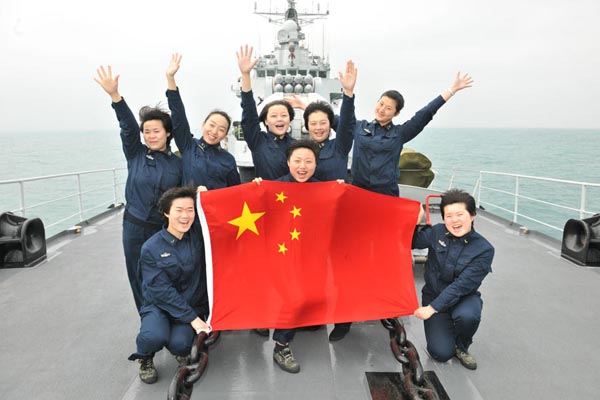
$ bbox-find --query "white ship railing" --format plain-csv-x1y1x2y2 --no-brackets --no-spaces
431,167,600,236
0,168,127,236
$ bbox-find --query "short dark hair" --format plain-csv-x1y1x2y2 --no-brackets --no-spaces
286,139,320,162
380,90,405,112
158,186,196,223
139,106,173,145
204,110,232,132
258,100,295,126
303,101,334,128
440,189,477,218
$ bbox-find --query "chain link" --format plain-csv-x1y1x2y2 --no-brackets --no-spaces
381,318,444,400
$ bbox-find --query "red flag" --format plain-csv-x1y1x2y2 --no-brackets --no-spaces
198,181,420,330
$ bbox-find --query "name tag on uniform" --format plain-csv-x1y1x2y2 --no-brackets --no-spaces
438,240,446,248
160,252,171,258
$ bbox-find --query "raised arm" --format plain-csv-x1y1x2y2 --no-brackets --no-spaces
284,94,307,111
165,53,194,152
441,71,473,101
95,65,142,159
335,60,358,155
236,45,259,93
94,65,122,103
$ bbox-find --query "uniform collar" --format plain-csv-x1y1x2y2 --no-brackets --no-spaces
444,228,477,244
370,119,394,130
198,138,220,151
159,227,188,244
146,147,173,156
268,131,288,141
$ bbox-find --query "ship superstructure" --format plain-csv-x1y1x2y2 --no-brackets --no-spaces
228,1,343,178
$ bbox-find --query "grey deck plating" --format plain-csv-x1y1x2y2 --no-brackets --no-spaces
1,186,599,399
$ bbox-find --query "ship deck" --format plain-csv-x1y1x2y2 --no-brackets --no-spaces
1,186,599,399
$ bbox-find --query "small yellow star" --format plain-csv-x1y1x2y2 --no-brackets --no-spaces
290,206,302,218
290,228,301,240
275,192,288,203
278,242,288,254
227,202,265,239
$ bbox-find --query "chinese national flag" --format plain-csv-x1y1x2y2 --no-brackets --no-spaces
197,181,420,330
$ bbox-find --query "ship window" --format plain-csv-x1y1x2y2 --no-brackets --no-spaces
278,69,286,75
299,69,307,75
288,69,297,74
308,70,317,77
319,71,327,78
256,70,266,77
267,70,275,77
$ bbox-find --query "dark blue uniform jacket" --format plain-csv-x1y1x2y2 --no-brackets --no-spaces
241,90,295,180
166,88,240,189
113,99,182,225
350,96,445,196
139,225,206,323
412,224,494,312
314,93,355,182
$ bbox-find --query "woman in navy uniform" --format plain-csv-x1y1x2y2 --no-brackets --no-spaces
95,66,182,313
236,45,296,180
165,53,241,191
413,189,494,370
128,186,209,384
350,72,473,197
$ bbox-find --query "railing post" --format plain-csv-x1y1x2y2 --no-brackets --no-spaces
112,169,118,205
76,174,84,222
448,168,455,190
19,181,26,217
477,172,482,206
513,176,520,223
580,184,587,220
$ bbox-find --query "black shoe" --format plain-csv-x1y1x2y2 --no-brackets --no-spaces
329,323,351,342
252,328,270,337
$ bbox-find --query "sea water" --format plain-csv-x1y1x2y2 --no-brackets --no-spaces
0,128,599,238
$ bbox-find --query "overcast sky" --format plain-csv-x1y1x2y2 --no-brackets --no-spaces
1,0,599,132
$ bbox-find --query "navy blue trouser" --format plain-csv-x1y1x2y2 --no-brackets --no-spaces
122,217,161,312
129,305,196,360
273,329,296,344
422,292,483,362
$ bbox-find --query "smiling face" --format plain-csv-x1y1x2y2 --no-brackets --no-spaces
443,202,475,238
142,120,170,152
374,96,400,126
165,197,195,239
202,113,229,145
287,147,316,182
307,110,331,143
264,104,291,137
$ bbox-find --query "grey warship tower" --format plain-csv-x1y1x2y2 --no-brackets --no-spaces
228,0,343,180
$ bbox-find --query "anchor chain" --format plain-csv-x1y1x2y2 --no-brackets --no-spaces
167,330,219,400
381,318,441,400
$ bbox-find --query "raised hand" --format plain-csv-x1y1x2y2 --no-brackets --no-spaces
284,94,307,110
166,53,182,78
236,45,259,74
450,71,474,93
338,60,357,96
94,65,121,102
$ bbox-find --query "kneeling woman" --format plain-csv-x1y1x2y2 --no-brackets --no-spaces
128,187,209,384
412,189,494,370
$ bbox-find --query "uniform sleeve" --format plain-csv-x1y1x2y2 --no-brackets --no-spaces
139,247,197,323
112,98,144,160
412,224,435,249
335,93,356,155
240,90,263,151
166,88,194,152
401,95,446,143
429,246,494,312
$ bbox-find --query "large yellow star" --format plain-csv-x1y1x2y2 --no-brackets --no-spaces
290,206,302,218
275,192,288,203
290,228,301,241
227,202,265,239
278,242,288,254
